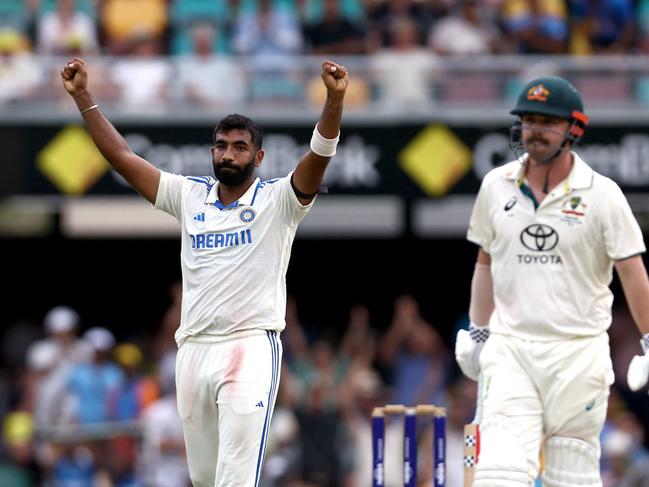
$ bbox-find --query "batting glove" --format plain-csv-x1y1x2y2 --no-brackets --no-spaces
455,323,490,382
627,333,649,392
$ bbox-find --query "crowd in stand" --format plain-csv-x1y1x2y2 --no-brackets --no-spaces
1,284,649,486
2,0,648,57
2,0,649,108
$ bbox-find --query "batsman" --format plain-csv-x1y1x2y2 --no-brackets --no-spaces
455,76,649,486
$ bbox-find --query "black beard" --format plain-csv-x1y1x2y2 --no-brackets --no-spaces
213,158,256,186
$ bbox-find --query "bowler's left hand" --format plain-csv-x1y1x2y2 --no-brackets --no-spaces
321,60,348,97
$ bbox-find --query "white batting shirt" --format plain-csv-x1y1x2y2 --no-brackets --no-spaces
468,152,646,341
155,171,314,346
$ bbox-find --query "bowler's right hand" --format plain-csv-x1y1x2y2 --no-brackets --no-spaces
455,323,490,381
61,57,88,97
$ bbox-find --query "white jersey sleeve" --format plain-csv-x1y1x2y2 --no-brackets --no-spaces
598,178,646,260
154,171,186,222
272,171,316,226
467,175,496,253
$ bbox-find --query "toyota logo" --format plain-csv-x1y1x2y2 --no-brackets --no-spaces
520,224,559,251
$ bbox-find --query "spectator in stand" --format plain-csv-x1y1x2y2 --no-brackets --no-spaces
638,0,649,54
378,294,450,407
111,29,171,109
138,350,190,487
303,0,365,55
32,0,106,103
567,0,635,54
257,369,302,486
26,306,91,377
294,338,350,486
429,0,501,55
600,390,649,487
282,319,350,486
292,338,347,413
230,0,304,57
36,0,98,55
334,305,384,485
0,28,41,105
152,281,182,362
108,343,158,487
370,17,438,108
338,304,376,369
50,442,97,486
21,0,41,48
231,0,306,102
24,340,71,427
338,367,395,486
100,0,169,54
281,295,311,368
176,23,246,107
500,0,569,54
113,342,159,421
0,412,42,487
0,0,28,32
366,0,435,47
67,327,123,424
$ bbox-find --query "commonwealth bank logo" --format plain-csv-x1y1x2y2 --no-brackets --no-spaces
37,126,110,194
398,125,471,197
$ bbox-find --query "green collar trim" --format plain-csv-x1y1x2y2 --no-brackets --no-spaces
519,182,539,210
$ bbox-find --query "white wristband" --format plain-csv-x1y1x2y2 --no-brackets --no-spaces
310,123,339,157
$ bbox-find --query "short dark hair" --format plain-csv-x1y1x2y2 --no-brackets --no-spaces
213,114,263,150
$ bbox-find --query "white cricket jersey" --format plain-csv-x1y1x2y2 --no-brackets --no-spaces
154,171,314,346
467,152,645,341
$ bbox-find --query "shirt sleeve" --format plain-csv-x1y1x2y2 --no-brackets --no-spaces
600,180,646,260
467,177,495,253
273,172,316,226
154,171,185,222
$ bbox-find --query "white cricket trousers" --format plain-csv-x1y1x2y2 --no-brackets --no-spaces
175,330,282,487
476,332,614,482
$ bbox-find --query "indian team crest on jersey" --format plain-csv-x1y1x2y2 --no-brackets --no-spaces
239,208,256,223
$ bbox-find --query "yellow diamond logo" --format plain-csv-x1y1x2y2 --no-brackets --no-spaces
399,125,471,197
37,125,109,195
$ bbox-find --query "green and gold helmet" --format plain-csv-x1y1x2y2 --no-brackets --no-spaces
511,76,585,120
510,76,589,146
